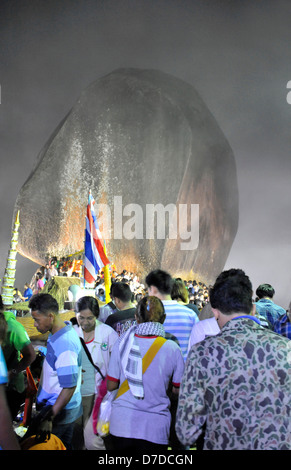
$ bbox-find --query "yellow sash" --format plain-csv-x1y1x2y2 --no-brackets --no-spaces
115,336,167,400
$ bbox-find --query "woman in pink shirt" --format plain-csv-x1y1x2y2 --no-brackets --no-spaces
35,272,45,293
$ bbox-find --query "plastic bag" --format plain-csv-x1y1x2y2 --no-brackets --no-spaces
96,390,117,437
92,378,108,435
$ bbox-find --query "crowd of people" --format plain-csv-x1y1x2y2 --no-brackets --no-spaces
0,265,290,451
11,257,83,305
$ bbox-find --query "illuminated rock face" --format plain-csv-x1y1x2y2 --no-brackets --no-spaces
14,68,238,285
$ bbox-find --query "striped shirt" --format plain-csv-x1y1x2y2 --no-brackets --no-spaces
273,314,291,339
162,300,199,361
37,323,82,422
255,298,286,329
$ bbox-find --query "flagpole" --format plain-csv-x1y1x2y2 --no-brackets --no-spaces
84,190,90,290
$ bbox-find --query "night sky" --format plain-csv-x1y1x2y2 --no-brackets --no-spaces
1,0,291,307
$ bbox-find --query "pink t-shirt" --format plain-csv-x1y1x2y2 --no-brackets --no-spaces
37,279,44,292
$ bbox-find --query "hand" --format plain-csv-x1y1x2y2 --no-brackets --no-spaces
35,405,53,443
35,418,53,443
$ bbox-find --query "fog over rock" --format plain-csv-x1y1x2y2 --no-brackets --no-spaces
14,68,238,284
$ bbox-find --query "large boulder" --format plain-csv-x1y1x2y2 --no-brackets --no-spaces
14,68,238,285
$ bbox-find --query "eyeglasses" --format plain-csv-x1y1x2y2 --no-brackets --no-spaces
78,315,95,322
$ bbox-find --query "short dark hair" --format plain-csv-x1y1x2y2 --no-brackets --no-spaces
256,284,275,299
75,296,99,318
28,293,59,315
111,282,132,302
145,269,173,295
209,269,253,315
136,296,165,324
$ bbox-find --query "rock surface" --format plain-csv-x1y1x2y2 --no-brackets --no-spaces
14,68,239,285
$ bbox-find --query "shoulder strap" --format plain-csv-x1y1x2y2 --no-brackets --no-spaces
80,337,105,380
115,336,167,400
107,301,116,311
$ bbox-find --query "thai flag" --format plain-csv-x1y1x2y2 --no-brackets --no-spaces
84,191,110,284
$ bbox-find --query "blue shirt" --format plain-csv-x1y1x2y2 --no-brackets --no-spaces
273,314,291,339
23,287,33,301
37,323,82,423
255,298,286,329
0,347,9,450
